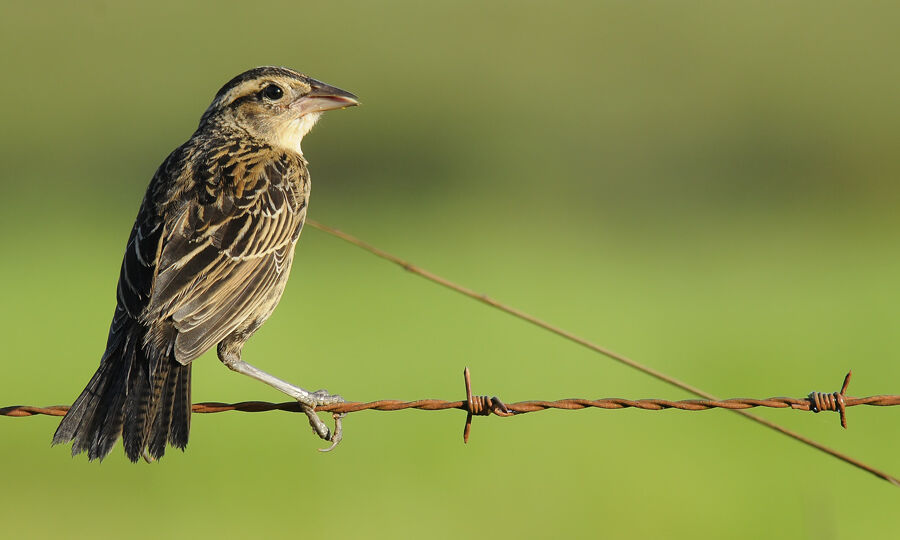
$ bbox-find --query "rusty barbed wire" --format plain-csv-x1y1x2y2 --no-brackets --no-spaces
6,370,898,442
5,221,899,486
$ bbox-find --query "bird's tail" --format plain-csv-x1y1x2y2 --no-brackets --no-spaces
52,319,192,462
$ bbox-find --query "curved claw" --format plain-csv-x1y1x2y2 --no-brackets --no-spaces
318,413,345,453
300,404,345,452
301,404,331,439
297,390,345,451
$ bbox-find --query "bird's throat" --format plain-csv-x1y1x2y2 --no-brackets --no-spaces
276,112,322,155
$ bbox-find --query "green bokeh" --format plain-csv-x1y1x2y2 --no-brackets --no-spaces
2,2,898,538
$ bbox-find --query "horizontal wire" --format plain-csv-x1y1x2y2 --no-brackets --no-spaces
4,393,899,417
4,369,896,476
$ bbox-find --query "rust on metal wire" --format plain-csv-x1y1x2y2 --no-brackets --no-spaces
4,370,896,441
462,366,513,443
5,369,900,485
807,371,853,428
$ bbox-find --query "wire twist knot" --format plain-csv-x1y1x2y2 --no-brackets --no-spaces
462,367,514,443
808,371,852,428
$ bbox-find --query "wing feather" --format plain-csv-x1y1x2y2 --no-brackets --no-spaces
172,251,283,361
142,147,308,364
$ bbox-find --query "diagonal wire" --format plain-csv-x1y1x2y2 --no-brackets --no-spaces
305,219,900,486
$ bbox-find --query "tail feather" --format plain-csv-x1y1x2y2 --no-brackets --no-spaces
54,358,120,455
148,361,175,459
169,363,192,449
86,347,133,460
123,351,152,462
53,320,192,462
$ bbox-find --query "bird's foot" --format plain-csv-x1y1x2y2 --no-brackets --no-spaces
308,389,344,406
297,390,345,451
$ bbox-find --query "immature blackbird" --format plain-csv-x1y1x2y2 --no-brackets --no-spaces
52,66,358,461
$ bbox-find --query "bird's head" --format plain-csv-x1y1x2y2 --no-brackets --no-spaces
199,66,358,153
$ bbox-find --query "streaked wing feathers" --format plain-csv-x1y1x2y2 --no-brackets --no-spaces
143,148,307,364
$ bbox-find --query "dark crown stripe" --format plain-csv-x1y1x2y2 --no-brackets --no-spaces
213,66,305,101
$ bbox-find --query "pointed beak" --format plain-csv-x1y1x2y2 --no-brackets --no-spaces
293,78,359,116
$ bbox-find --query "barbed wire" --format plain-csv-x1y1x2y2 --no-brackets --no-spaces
4,219,898,487
8,370,894,420
6,369,899,474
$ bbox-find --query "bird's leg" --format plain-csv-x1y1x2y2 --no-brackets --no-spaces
219,354,342,406
217,343,343,443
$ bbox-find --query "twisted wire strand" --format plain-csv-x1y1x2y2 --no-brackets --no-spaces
5,392,899,418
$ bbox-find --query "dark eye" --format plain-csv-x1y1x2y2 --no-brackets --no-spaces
261,84,284,101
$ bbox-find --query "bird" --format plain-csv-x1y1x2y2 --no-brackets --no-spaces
52,66,358,462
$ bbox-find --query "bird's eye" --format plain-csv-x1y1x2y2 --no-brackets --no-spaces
260,84,284,101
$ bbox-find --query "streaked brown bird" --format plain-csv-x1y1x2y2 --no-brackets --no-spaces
52,66,358,462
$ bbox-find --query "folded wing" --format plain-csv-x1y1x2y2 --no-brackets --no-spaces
143,149,308,364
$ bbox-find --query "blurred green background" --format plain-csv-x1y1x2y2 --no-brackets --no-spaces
1,1,898,538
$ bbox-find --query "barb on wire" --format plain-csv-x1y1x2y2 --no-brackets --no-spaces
809,371,853,428
6,370,898,445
